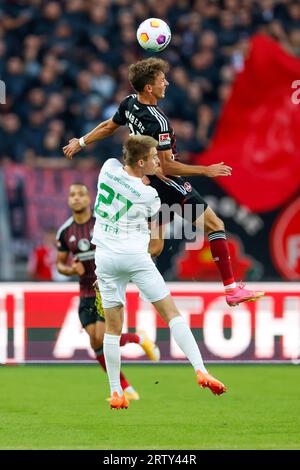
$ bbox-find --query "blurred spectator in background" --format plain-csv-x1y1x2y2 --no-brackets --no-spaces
0,39,7,77
196,104,216,150
0,113,24,162
22,35,42,78
4,56,27,102
0,0,299,167
22,109,47,156
27,228,68,281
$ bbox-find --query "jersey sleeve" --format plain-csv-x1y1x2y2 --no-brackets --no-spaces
152,119,172,151
56,229,69,252
112,96,129,126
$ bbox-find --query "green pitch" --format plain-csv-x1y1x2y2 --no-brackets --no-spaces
0,364,299,450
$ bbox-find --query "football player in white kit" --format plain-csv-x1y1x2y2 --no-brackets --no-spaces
92,135,227,409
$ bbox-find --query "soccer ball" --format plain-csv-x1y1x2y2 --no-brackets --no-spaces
137,18,171,52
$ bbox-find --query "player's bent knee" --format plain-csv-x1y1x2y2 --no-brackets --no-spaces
105,314,123,336
105,326,122,336
90,338,100,351
153,296,180,324
91,335,104,351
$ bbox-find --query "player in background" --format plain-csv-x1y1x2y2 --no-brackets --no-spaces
63,58,264,308
56,183,160,401
93,135,226,410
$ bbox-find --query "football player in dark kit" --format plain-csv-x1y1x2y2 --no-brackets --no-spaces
63,58,264,307
56,183,160,401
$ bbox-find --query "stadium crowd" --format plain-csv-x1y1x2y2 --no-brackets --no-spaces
0,0,300,168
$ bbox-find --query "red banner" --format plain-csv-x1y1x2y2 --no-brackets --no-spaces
1,283,299,364
196,34,300,213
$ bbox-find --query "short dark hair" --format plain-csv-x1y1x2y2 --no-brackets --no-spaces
123,135,158,167
69,183,89,192
128,58,169,92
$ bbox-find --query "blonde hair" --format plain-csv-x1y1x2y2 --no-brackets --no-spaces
123,135,158,166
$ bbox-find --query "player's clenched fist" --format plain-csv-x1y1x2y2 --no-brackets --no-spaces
63,138,82,160
204,162,232,178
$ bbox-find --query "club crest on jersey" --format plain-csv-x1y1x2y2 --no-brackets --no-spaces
78,239,90,251
159,133,171,146
184,182,192,193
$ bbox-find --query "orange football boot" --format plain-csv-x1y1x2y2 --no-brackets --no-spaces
110,392,129,410
196,370,227,396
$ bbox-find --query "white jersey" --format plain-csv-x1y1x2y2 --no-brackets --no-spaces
92,158,161,254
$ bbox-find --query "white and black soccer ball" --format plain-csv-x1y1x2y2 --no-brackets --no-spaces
137,18,171,52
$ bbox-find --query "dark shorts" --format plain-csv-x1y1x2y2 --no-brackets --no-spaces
79,296,105,328
148,175,208,224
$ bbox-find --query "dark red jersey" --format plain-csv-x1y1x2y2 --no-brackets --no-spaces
56,216,96,297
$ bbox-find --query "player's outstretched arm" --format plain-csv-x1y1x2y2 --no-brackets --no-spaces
158,149,232,177
63,118,120,160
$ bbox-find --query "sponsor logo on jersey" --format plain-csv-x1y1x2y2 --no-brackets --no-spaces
184,182,192,193
78,239,90,252
159,133,171,146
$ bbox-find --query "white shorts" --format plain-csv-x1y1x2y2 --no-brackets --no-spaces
95,248,170,308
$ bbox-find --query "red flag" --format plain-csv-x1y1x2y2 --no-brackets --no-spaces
196,34,300,213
